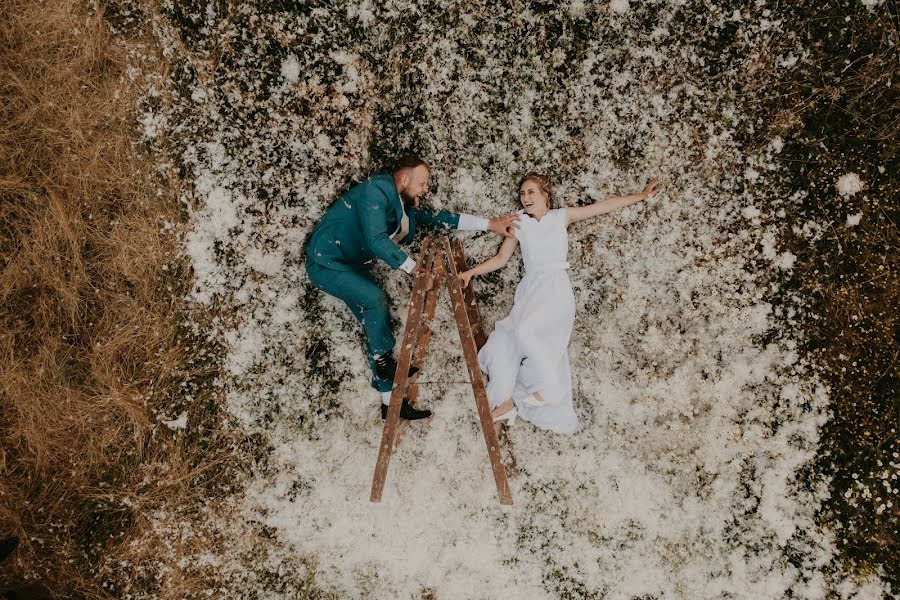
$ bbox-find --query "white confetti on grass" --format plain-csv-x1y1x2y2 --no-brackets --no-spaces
136,2,888,598
742,205,761,219
162,411,188,431
139,111,164,140
610,0,630,14
190,86,207,102
836,173,864,197
778,250,797,270
770,136,784,153
280,54,300,84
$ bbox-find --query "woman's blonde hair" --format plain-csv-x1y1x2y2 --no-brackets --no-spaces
518,173,554,209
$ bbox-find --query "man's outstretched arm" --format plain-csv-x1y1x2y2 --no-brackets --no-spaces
414,207,520,237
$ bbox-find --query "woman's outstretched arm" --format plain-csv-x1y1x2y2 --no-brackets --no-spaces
566,178,661,226
458,235,518,287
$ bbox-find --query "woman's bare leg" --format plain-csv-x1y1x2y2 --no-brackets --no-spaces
491,398,514,419
481,369,514,419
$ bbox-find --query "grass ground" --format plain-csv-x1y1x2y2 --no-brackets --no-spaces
757,1,898,587
0,0,895,596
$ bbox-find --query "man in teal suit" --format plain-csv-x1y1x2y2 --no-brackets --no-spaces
305,155,518,420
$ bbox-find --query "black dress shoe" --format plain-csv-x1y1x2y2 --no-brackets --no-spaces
373,354,419,381
381,399,432,421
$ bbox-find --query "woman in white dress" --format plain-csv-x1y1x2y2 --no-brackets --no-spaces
458,174,661,433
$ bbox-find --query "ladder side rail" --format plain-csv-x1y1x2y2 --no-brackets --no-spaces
439,236,513,505
450,239,488,349
393,253,445,448
370,239,436,502
410,255,445,377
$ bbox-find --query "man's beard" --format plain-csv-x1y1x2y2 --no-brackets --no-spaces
400,189,420,207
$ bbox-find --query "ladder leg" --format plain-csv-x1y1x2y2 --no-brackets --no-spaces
394,256,445,448
451,239,516,476
451,239,487,349
370,240,435,502
410,255,444,382
440,237,512,505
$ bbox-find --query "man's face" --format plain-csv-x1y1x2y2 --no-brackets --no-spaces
399,165,430,207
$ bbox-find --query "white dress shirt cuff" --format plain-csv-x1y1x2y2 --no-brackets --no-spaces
457,214,489,231
399,257,417,274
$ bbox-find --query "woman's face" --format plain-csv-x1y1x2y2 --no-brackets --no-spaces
519,180,549,216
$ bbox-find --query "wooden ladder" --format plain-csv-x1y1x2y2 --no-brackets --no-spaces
370,235,514,505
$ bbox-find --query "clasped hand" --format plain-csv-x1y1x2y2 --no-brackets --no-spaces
489,213,520,238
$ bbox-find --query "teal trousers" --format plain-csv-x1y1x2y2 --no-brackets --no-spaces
305,258,395,392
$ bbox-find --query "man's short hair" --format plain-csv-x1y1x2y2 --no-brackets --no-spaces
392,154,429,174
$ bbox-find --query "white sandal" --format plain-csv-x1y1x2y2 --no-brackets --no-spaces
522,393,545,407
492,407,517,424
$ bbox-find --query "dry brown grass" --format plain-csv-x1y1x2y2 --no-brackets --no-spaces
0,0,207,595
0,2,318,596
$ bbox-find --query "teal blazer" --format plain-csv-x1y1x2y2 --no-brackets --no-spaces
306,172,461,271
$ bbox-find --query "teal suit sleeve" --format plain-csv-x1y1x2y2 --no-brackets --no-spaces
358,184,409,270
411,207,461,230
